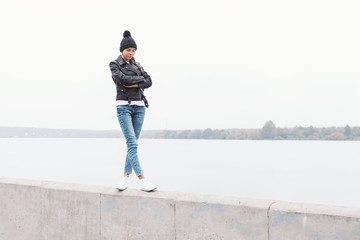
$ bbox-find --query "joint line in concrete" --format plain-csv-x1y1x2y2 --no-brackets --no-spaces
174,203,177,240
267,201,277,240
99,193,102,240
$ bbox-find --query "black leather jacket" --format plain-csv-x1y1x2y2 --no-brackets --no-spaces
109,55,152,103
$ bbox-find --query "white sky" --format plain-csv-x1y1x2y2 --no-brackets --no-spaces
1,0,359,130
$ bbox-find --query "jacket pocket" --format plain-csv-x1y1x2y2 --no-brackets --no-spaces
117,85,128,93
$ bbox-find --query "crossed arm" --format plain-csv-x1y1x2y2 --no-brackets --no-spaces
109,61,152,89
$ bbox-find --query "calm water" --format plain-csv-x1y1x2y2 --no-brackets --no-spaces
0,138,359,208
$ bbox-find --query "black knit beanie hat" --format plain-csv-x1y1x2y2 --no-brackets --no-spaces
120,30,137,52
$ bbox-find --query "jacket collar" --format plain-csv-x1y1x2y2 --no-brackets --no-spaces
117,55,134,66
116,55,140,75
116,55,126,66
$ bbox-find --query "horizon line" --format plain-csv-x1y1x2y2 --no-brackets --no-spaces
1,124,358,131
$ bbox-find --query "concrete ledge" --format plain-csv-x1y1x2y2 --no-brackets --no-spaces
0,177,359,240
269,202,360,240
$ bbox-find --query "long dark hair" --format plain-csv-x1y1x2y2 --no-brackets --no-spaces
131,57,145,75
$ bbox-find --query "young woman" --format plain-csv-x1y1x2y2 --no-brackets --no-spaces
109,30,157,192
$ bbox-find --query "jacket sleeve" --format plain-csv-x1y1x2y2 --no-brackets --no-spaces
109,61,145,86
137,63,152,89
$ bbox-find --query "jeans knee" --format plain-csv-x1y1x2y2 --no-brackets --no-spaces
126,135,137,145
126,141,138,152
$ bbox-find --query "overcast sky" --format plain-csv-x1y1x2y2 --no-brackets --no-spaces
1,0,359,130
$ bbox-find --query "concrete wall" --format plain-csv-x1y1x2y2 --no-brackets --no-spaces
0,177,359,240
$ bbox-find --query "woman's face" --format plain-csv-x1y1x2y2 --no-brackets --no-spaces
121,47,136,62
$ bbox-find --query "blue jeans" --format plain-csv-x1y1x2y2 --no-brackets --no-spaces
116,105,145,176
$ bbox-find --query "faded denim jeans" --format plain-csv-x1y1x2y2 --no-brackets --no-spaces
116,105,145,176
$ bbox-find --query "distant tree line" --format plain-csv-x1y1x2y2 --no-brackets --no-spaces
141,121,360,140
1,122,360,140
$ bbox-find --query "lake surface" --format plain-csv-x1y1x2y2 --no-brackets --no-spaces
0,138,359,208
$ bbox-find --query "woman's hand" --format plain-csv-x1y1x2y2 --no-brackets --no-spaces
125,84,139,88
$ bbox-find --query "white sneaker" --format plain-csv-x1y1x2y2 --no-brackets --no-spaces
139,179,157,192
116,176,129,191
